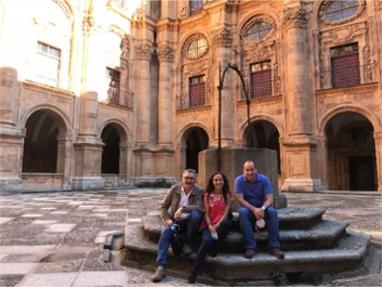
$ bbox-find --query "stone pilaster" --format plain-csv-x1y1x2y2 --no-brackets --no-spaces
374,131,382,192
155,43,176,177
135,41,153,145
72,91,104,190
0,67,23,191
281,2,323,192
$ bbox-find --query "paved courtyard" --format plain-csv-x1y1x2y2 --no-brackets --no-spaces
0,189,381,286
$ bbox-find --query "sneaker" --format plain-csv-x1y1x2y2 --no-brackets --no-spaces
244,249,256,259
269,248,284,259
182,244,192,256
150,266,166,283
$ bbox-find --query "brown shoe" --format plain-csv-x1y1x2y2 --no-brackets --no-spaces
244,249,256,259
269,248,284,259
151,266,166,283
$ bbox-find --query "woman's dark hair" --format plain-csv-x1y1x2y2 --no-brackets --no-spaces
206,172,231,203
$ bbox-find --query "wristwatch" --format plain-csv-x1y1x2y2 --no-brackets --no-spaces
261,206,267,211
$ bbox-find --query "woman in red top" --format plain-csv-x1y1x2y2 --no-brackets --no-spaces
188,172,232,283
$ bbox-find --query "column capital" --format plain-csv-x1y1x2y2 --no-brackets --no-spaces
212,27,233,49
283,5,307,29
157,44,174,63
136,41,153,61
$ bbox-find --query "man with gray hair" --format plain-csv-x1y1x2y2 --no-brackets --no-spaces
151,169,204,283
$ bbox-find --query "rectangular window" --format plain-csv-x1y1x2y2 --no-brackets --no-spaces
106,68,120,104
190,0,203,16
331,43,360,88
250,60,272,99
189,75,205,107
35,42,60,87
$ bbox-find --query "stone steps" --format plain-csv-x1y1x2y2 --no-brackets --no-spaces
142,208,346,251
123,224,370,281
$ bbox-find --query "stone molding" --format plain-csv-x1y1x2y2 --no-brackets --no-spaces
240,14,276,45
283,6,307,29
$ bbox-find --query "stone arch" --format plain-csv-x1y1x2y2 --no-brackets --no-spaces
100,121,128,178
54,0,74,21
318,105,381,136
323,110,377,190
242,118,282,175
238,7,280,36
239,115,283,143
21,105,71,140
22,108,68,173
176,30,211,63
178,124,210,173
98,118,131,143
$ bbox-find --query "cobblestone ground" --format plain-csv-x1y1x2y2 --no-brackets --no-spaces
0,189,381,286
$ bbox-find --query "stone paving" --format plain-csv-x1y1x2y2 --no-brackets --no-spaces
0,189,381,286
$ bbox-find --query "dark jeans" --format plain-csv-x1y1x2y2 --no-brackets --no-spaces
191,218,232,273
155,210,203,268
238,207,280,250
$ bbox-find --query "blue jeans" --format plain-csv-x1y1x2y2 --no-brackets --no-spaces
192,218,232,273
238,207,280,250
155,210,203,268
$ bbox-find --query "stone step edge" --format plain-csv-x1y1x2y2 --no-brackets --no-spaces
145,207,325,224
143,219,349,243
125,224,370,263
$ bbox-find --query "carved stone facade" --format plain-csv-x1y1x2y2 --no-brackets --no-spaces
0,0,381,192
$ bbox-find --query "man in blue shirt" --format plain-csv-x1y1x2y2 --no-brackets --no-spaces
235,160,284,259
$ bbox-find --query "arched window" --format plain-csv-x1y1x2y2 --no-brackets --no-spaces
245,21,272,42
185,34,208,60
322,0,359,22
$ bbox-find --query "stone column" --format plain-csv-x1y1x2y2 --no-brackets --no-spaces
155,43,176,177
213,28,234,147
135,41,152,146
0,67,23,191
133,40,156,180
374,131,382,192
71,6,105,190
72,91,104,190
281,2,323,192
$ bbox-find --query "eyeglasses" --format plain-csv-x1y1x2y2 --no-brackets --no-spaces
183,176,195,180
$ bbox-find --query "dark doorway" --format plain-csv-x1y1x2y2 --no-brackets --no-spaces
325,112,376,190
101,124,120,174
349,156,376,190
184,127,209,172
22,110,61,172
246,121,281,174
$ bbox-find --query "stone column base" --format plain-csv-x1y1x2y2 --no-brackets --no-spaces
134,176,176,188
71,176,105,190
0,176,22,192
281,178,324,192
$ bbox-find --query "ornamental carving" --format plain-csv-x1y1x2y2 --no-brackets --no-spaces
212,27,233,48
158,44,175,63
283,6,307,29
136,42,152,61
243,40,275,60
